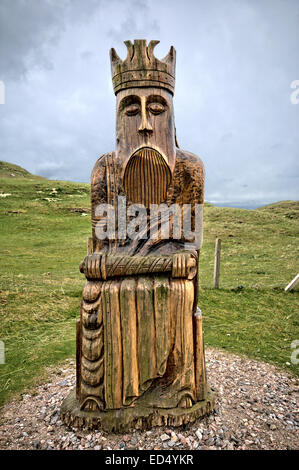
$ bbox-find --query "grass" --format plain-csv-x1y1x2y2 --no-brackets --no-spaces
0,162,298,407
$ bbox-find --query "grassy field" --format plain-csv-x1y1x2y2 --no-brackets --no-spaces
0,161,298,407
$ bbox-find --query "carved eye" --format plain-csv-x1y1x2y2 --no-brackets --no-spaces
148,103,165,115
124,104,140,116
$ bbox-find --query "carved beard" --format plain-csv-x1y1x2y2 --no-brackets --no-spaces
123,147,172,208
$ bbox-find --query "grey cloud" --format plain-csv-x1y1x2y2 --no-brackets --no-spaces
220,132,234,143
270,143,283,151
0,0,298,208
107,0,160,44
80,51,93,61
35,160,68,178
0,0,101,80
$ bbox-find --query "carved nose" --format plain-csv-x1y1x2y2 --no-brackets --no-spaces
138,116,153,136
138,126,153,137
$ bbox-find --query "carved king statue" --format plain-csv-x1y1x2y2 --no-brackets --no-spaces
61,40,214,431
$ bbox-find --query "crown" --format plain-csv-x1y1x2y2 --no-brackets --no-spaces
110,39,176,95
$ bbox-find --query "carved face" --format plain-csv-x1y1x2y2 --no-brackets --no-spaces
116,87,176,206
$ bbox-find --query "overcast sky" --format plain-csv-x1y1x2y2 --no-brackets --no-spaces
0,0,298,207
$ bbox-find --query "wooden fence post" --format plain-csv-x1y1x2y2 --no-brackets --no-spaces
285,274,299,292
213,238,221,288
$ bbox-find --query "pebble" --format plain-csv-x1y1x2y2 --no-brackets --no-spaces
0,349,298,451
58,380,68,387
167,440,176,447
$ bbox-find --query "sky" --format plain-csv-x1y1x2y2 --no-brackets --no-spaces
0,0,298,208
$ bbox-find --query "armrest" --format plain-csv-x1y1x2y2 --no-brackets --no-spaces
79,252,197,281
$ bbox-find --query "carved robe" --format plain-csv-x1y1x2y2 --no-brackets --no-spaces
78,149,207,411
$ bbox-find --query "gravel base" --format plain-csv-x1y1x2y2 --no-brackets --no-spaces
0,348,298,450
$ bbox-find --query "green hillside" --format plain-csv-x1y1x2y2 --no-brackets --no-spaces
0,161,298,406
0,161,42,179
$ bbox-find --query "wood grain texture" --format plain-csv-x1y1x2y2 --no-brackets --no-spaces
110,40,176,95
90,149,204,255
61,388,215,432
61,39,214,430
79,281,104,411
123,147,172,207
79,252,197,280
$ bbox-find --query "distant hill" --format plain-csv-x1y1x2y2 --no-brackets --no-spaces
257,200,299,219
0,161,43,179
1,161,298,215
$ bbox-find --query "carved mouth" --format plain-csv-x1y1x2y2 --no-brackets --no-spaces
123,147,172,208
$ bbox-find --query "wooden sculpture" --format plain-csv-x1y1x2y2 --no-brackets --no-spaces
61,40,215,431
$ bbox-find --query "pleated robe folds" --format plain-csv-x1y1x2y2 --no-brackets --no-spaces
101,275,196,409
